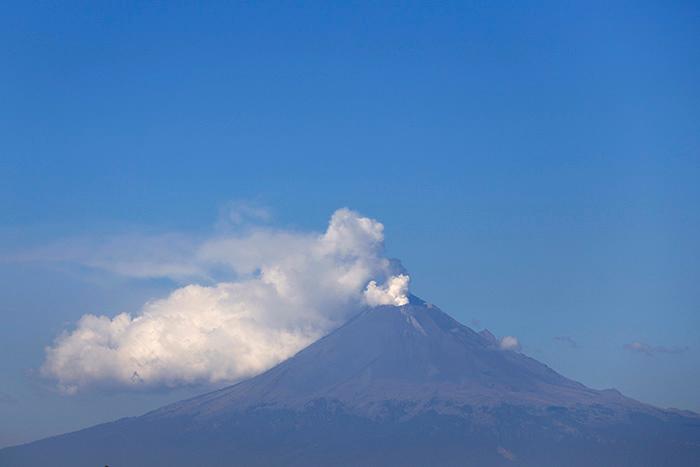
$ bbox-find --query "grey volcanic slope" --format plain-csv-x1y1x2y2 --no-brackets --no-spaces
2,297,699,466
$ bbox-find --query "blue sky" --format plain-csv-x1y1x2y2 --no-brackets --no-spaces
1,1,699,447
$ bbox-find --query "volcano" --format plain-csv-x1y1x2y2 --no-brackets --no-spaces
2,297,699,466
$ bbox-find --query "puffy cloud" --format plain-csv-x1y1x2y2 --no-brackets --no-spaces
499,335,521,351
624,341,688,357
364,274,410,306
41,209,410,394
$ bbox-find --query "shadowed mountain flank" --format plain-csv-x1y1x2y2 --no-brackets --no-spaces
2,298,699,466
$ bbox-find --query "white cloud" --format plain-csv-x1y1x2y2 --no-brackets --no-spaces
364,274,410,306
41,209,411,393
499,335,520,351
10,232,206,282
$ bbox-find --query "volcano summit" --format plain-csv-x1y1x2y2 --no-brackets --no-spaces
2,297,699,466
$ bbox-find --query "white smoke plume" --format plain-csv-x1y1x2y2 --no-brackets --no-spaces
364,274,410,306
499,335,521,351
41,209,410,394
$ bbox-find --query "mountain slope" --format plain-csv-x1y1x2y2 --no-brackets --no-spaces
2,298,699,466
155,297,642,417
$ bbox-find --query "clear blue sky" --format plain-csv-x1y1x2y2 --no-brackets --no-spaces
1,1,699,447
